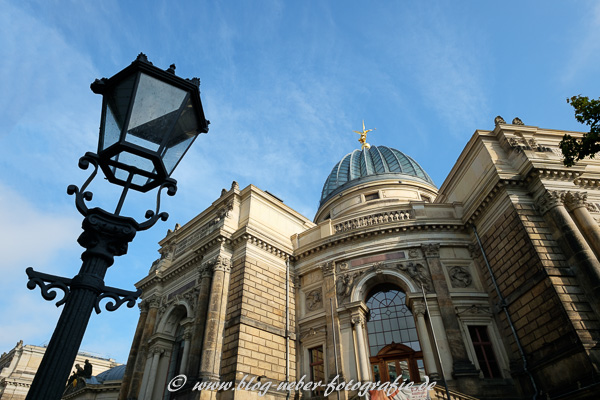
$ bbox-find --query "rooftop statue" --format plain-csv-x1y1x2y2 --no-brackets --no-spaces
353,120,376,149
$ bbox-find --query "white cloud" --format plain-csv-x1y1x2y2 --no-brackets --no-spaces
0,183,81,277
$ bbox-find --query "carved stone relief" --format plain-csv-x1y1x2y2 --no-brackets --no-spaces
306,289,323,311
397,262,432,292
449,266,473,288
336,272,356,302
320,261,335,277
408,249,420,259
421,243,440,258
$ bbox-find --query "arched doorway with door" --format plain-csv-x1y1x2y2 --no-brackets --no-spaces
366,285,427,383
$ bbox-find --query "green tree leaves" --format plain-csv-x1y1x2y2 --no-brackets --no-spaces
560,95,600,167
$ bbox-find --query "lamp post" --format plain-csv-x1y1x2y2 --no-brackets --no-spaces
25,54,209,400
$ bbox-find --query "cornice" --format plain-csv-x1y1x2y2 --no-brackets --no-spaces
137,250,205,290
465,178,526,225
294,222,466,260
527,168,583,182
574,176,600,188
230,230,292,260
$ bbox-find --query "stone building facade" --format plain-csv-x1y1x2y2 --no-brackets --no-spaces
0,340,119,400
115,120,600,400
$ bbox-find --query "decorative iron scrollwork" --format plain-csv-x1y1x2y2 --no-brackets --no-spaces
26,267,72,307
67,152,176,231
26,267,141,313
95,286,142,314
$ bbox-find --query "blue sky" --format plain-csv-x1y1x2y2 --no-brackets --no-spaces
1,0,599,364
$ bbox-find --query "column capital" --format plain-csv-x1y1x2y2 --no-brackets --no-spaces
351,314,365,326
421,243,440,258
145,294,161,309
412,301,427,317
199,263,213,278
563,191,588,211
138,300,149,313
535,189,565,215
203,255,231,273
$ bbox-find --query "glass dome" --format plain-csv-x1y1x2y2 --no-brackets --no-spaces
319,146,435,207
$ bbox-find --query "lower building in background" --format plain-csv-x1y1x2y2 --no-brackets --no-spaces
0,340,120,400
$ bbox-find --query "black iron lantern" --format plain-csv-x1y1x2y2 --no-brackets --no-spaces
24,54,210,400
91,53,209,193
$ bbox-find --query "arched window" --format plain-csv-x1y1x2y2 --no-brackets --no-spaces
366,285,426,382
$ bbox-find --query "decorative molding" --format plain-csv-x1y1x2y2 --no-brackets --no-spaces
466,179,526,225
397,262,432,292
232,233,291,259
320,261,335,277
421,243,440,258
529,168,583,181
336,261,349,272
573,177,600,188
408,249,420,259
300,327,327,340
455,305,492,316
306,289,323,311
296,224,464,259
156,285,200,321
333,209,413,234
449,266,473,288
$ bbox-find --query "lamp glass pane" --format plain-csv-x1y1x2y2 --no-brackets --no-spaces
101,74,135,151
161,97,199,174
162,135,194,175
111,152,155,175
126,73,186,148
102,105,121,151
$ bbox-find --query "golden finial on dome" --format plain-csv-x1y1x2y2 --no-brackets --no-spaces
353,120,376,149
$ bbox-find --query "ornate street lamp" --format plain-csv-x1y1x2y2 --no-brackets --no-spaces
24,54,209,400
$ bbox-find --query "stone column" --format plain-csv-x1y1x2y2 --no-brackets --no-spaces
564,191,600,259
186,263,213,377
118,301,149,400
537,190,600,300
180,330,192,376
139,347,163,400
320,261,347,400
412,301,439,380
199,255,232,382
126,295,160,400
421,244,478,391
351,313,371,382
